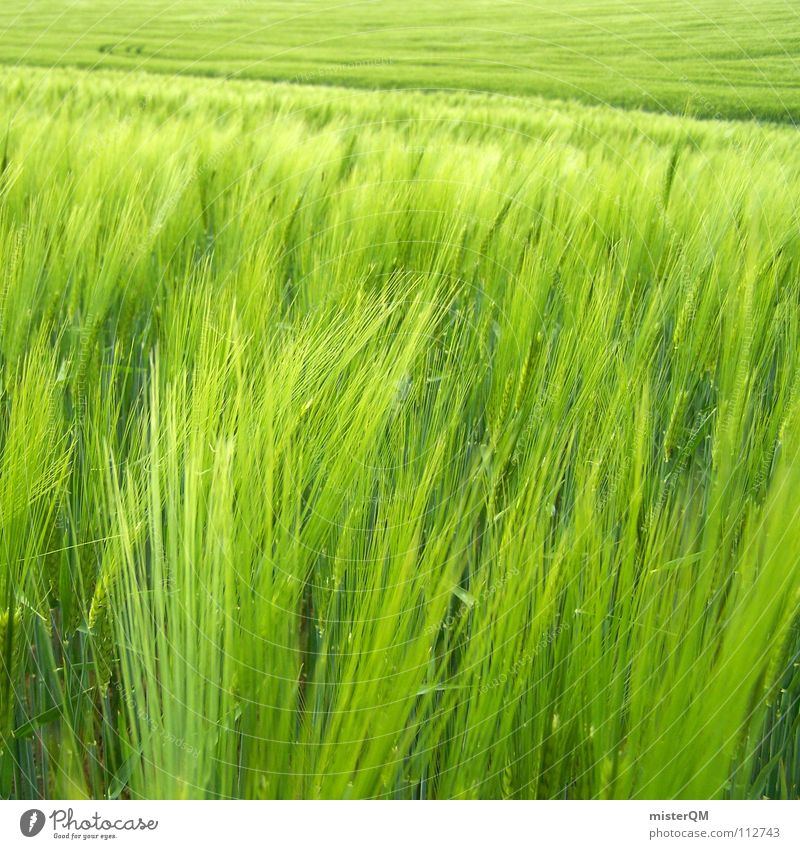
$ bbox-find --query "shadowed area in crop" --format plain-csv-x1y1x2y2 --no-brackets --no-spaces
0,1,799,121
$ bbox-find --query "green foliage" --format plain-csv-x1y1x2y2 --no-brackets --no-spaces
0,1,799,121
0,61,798,798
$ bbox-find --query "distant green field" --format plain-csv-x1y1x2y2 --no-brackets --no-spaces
1,0,799,121
1,63,799,799
1,2,799,804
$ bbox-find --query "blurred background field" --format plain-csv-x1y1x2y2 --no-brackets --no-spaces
1,0,799,121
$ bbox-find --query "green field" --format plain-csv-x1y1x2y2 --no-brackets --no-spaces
0,3,799,801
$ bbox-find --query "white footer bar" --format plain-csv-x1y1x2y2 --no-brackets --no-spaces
1,799,797,848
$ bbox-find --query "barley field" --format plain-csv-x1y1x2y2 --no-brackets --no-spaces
0,2,799,801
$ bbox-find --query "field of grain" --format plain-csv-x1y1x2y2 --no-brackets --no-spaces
2,1,800,120
0,2,799,801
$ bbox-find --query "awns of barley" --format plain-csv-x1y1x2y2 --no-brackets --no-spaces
0,64,798,799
